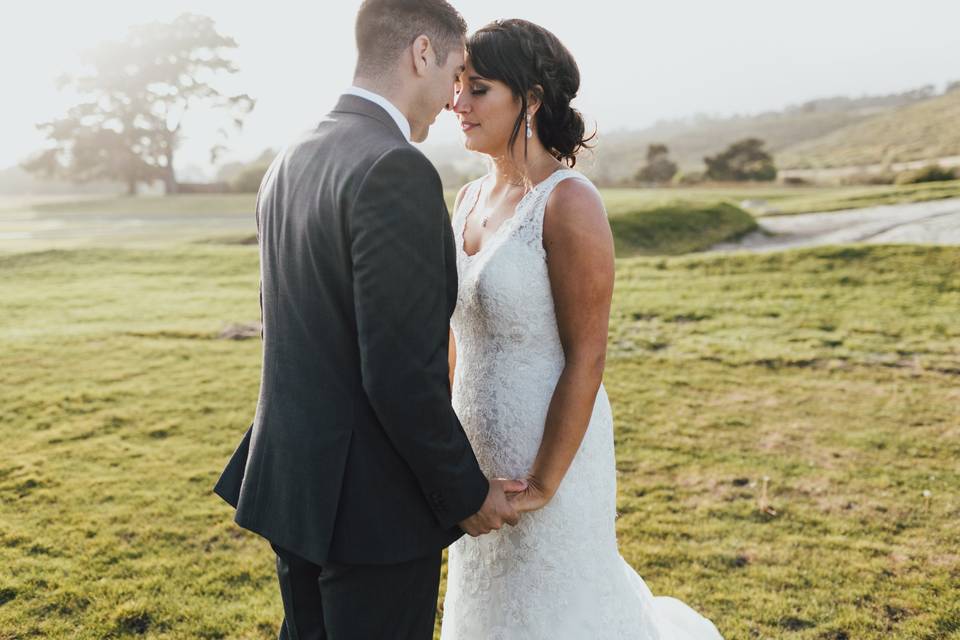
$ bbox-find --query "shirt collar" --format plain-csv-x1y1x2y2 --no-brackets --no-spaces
345,86,412,143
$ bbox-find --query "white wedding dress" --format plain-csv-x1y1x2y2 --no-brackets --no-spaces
440,169,724,640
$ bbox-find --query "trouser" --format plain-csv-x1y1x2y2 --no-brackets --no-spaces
271,543,442,640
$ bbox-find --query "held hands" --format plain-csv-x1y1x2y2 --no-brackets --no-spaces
458,478,528,537
458,474,556,537
506,474,554,514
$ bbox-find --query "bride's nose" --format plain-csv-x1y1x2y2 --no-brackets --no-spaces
452,91,468,114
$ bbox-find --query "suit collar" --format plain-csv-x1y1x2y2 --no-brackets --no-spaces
330,94,408,141
344,87,412,142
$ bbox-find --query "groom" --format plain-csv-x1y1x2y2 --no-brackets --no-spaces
213,0,526,638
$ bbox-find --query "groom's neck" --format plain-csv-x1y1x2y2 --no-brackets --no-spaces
352,75,408,110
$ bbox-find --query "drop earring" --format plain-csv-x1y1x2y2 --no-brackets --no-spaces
526,114,533,139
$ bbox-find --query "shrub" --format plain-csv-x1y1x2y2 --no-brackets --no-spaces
635,144,678,185
894,165,957,185
673,171,706,186
840,172,897,186
608,201,757,256
704,138,778,182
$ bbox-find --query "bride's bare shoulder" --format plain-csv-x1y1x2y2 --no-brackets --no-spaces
542,175,610,251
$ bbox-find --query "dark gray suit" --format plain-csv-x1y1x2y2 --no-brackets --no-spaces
214,94,489,639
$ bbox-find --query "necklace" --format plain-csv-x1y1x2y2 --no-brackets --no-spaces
470,164,561,228
480,182,523,227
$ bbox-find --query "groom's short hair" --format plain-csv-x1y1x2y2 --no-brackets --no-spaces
355,0,467,77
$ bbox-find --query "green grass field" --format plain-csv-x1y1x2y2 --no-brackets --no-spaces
5,180,959,258
3,178,959,222
2,241,958,639
4,194,258,217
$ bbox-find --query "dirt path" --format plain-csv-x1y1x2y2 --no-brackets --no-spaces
710,198,960,253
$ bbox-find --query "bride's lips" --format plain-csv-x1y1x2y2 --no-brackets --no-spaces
460,121,479,133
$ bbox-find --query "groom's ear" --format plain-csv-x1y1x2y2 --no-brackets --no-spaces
410,34,433,77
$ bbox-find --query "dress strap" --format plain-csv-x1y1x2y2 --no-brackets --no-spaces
527,169,594,240
454,176,487,236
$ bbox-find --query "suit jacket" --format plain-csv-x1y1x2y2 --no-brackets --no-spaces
214,94,489,566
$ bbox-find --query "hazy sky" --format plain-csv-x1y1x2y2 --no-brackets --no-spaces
4,0,959,173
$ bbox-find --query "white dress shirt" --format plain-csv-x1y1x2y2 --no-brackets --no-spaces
345,86,412,143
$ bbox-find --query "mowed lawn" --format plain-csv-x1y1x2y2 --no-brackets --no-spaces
1,244,958,639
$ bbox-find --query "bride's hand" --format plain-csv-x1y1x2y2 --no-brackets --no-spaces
507,475,554,513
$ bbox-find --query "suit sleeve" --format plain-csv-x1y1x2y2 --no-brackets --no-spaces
255,152,282,341
350,147,489,528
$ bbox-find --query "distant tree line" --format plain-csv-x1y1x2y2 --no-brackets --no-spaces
787,85,939,115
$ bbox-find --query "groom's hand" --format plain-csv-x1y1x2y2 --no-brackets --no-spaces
458,478,528,537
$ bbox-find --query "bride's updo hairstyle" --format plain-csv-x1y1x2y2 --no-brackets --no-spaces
467,19,595,167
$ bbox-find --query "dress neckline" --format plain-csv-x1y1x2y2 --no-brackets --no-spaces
459,168,572,260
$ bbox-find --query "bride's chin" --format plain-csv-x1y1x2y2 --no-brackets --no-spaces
461,137,493,156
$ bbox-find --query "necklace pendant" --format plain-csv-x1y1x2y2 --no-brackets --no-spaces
481,218,488,228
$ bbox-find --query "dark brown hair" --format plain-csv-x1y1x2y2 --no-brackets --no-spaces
467,19,595,167
355,0,467,78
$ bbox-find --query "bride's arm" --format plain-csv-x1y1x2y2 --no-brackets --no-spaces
448,328,457,395
513,179,614,512
446,182,470,396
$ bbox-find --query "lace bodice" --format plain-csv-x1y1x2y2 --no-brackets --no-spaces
450,169,590,479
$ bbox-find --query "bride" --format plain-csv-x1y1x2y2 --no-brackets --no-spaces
441,19,724,640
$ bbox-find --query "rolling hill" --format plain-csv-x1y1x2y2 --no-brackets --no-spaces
777,87,960,169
